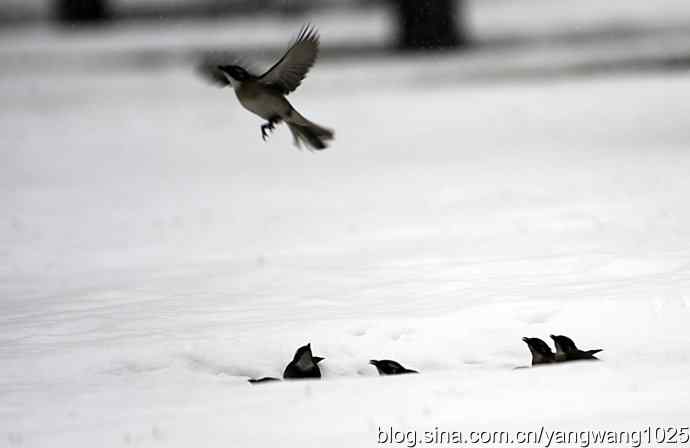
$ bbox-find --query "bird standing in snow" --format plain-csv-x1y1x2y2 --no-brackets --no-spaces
198,25,334,150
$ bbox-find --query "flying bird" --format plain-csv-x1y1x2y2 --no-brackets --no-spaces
198,25,334,150
550,334,602,361
369,359,418,375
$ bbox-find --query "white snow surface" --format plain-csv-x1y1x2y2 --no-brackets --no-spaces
2,12,690,448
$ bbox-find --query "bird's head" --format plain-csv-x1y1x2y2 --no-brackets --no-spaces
217,65,252,84
549,334,578,354
522,337,554,356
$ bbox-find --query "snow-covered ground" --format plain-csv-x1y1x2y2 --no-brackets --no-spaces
2,6,690,447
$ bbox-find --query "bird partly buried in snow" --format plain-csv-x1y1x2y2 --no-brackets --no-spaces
283,343,325,379
522,337,557,366
198,25,334,150
550,334,602,362
369,359,418,375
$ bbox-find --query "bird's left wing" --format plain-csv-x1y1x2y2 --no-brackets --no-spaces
258,25,320,95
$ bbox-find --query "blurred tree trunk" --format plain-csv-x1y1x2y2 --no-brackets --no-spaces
56,0,109,23
396,0,466,50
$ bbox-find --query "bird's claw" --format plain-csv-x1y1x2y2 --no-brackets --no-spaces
261,122,276,141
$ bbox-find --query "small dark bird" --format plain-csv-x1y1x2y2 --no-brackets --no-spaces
369,359,418,375
522,337,557,366
550,334,603,361
248,377,281,384
198,25,334,150
283,343,325,379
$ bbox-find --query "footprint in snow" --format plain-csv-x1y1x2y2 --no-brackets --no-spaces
517,307,557,325
104,361,169,376
181,354,256,378
390,328,415,341
462,358,485,366
349,327,367,337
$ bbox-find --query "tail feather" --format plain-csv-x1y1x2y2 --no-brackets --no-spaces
585,349,603,356
286,110,334,150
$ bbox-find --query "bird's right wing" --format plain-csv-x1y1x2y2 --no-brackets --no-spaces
258,25,320,95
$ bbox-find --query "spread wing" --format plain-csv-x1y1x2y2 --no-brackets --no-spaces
258,24,320,95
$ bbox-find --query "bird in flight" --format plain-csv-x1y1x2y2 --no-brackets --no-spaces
198,25,334,150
